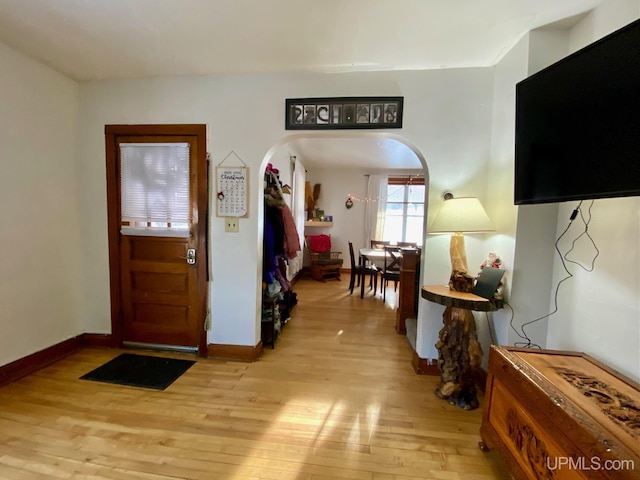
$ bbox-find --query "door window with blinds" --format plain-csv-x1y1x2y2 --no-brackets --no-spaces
120,143,191,237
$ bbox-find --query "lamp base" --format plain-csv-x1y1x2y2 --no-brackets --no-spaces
449,233,469,276
448,269,475,293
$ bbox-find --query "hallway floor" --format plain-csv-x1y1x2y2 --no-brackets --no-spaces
0,277,510,479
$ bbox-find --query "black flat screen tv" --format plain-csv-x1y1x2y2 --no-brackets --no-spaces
514,18,640,205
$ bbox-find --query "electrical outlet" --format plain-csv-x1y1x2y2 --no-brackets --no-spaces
225,217,239,233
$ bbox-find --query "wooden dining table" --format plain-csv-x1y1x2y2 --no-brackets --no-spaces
359,248,388,268
359,245,420,298
359,247,414,298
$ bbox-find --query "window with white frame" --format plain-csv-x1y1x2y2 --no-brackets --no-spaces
382,177,425,244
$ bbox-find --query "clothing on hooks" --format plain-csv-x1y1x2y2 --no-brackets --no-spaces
264,166,300,259
282,203,300,259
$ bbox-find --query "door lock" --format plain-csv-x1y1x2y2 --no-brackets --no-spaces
186,248,196,265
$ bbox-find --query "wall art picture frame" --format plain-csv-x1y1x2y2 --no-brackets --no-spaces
285,96,403,130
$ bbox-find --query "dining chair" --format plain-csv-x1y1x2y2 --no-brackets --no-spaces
370,239,390,249
368,240,389,291
380,245,402,302
348,241,378,297
396,241,418,248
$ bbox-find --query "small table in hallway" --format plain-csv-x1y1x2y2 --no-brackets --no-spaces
421,284,502,410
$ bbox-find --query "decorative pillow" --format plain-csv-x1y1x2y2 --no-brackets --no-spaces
307,234,331,253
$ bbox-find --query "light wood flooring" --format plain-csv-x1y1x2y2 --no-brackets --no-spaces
0,277,510,479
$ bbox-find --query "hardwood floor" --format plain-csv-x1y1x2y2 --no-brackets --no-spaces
0,278,510,479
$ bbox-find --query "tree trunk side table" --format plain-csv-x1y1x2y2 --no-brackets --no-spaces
422,285,503,410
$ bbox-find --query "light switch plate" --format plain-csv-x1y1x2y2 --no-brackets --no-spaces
225,217,239,233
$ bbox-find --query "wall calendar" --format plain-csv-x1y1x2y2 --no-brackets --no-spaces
216,166,249,217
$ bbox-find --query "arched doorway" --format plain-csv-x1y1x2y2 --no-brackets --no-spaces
257,132,430,347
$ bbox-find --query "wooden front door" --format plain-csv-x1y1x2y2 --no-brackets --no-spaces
105,125,208,355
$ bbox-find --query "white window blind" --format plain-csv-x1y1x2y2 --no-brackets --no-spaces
120,143,190,226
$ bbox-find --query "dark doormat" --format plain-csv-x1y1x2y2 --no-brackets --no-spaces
80,353,196,390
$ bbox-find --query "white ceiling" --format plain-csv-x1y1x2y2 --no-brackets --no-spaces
0,0,602,168
287,135,424,170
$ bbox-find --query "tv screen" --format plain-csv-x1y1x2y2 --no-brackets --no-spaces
514,18,640,205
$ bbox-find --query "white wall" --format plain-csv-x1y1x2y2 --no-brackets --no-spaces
417,117,495,359
489,26,577,355
459,0,640,379
0,42,83,365
77,68,495,350
474,35,529,362
6,0,637,379
303,167,370,258
502,23,571,352
545,1,640,380
506,0,640,381
303,166,426,272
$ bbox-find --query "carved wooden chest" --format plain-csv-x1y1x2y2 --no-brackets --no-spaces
480,346,639,480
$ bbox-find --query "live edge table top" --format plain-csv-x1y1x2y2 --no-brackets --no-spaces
421,284,502,311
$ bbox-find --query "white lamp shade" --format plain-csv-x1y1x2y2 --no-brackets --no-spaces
429,197,495,234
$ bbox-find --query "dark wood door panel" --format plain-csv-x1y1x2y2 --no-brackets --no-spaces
129,237,190,262
130,291,190,305
105,125,208,353
131,271,189,294
131,304,190,326
121,235,198,347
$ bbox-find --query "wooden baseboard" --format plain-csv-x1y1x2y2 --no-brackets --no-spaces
411,351,439,375
207,342,263,362
0,333,269,388
0,335,85,388
83,333,115,348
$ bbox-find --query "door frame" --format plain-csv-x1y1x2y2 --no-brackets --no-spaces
105,124,209,356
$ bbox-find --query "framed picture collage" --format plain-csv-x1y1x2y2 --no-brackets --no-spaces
285,96,403,130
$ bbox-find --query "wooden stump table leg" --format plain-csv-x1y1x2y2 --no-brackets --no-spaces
435,306,483,410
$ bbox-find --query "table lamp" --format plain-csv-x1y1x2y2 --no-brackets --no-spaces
429,195,495,291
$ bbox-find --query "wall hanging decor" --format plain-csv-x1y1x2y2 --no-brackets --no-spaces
285,96,403,130
345,196,354,209
216,151,249,217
